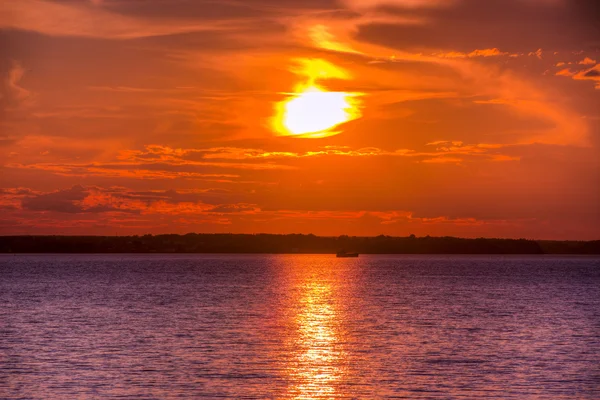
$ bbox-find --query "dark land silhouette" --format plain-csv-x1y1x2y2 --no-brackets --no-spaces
1,234,599,254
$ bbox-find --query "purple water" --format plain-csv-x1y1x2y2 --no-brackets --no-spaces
1,254,599,398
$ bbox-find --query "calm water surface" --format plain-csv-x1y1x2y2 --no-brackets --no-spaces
1,254,599,399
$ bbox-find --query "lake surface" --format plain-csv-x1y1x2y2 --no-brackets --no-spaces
1,254,599,399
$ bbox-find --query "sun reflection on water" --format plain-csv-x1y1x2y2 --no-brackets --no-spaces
288,273,346,399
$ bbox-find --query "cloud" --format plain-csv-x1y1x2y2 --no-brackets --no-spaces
12,185,258,215
342,0,455,10
118,143,519,165
555,68,575,77
118,147,298,170
6,62,30,101
1,61,35,111
579,57,597,65
285,4,592,147
351,0,593,53
528,48,543,59
0,0,237,38
468,48,509,57
468,47,508,57
435,48,509,58
3,141,521,186
369,210,512,226
556,64,600,89
208,204,260,214
108,188,233,206
21,185,109,213
2,173,598,238
308,24,361,54
574,65,600,89
5,162,245,181
420,156,463,164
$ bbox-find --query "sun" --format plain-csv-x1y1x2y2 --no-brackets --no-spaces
272,59,362,138
276,85,360,138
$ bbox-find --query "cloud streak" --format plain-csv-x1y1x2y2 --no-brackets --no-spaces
1,61,35,111
0,0,241,38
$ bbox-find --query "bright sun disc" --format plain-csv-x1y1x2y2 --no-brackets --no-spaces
272,58,363,138
274,85,361,138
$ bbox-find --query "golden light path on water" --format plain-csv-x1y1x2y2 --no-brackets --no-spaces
286,266,347,398
273,59,362,138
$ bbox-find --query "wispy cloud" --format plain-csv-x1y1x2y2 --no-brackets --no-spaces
117,143,520,165
4,142,520,184
1,61,35,111
555,64,600,89
434,48,509,58
573,64,600,89
0,0,240,38
341,0,455,10
5,185,260,216
579,57,597,65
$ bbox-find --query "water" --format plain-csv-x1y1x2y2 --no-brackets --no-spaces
1,254,599,399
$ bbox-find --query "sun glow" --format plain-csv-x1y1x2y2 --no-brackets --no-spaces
273,59,362,138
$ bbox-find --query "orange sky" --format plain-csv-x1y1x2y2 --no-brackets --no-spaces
1,0,599,239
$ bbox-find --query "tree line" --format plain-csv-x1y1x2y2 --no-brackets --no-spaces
1,234,599,254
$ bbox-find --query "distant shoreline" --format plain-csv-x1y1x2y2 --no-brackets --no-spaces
3,253,600,257
1,234,599,255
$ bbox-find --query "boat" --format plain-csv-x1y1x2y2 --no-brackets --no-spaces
336,250,359,258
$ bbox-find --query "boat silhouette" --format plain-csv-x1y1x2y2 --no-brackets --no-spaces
336,250,359,258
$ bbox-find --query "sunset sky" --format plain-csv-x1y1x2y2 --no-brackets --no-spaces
1,0,599,239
